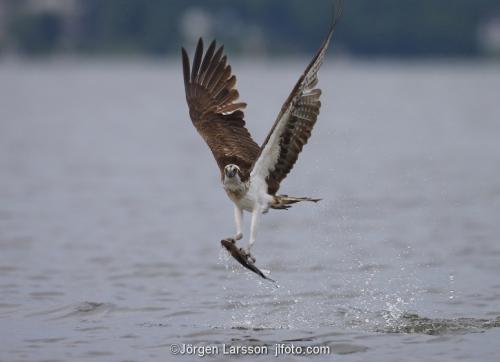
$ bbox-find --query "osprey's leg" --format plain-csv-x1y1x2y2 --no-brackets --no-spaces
225,206,243,242
233,206,243,241
242,207,260,263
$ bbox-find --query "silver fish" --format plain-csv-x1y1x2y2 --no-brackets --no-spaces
221,239,276,283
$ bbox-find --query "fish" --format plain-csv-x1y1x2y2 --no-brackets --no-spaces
220,239,276,283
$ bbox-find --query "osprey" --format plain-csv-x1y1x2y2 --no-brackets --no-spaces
181,1,342,265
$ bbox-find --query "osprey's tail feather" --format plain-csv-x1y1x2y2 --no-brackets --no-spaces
271,194,321,210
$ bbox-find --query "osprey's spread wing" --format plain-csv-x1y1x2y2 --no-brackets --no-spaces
182,39,260,181
250,0,343,195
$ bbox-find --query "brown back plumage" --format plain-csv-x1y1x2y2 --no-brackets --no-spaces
181,39,260,181
254,0,343,195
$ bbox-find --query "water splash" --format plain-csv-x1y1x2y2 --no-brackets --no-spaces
381,313,500,335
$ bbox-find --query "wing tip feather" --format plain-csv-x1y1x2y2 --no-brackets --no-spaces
181,47,191,92
191,38,204,81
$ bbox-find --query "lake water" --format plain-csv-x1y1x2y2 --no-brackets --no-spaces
1,59,500,361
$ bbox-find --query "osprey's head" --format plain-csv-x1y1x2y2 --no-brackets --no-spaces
224,164,241,180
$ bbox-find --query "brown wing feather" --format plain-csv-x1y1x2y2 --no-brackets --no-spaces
264,86,322,195
181,39,260,181
253,0,343,195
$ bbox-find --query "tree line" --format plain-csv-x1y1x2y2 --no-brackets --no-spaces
3,0,500,57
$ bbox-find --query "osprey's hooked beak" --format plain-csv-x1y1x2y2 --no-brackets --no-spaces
225,166,238,178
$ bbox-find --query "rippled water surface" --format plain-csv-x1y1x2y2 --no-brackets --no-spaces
1,60,500,361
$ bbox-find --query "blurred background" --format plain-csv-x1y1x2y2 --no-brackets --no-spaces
2,1,500,361
1,0,500,58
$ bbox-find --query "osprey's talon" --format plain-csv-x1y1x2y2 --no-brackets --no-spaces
224,234,242,243
240,248,256,264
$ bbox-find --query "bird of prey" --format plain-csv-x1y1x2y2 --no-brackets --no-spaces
181,1,342,266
